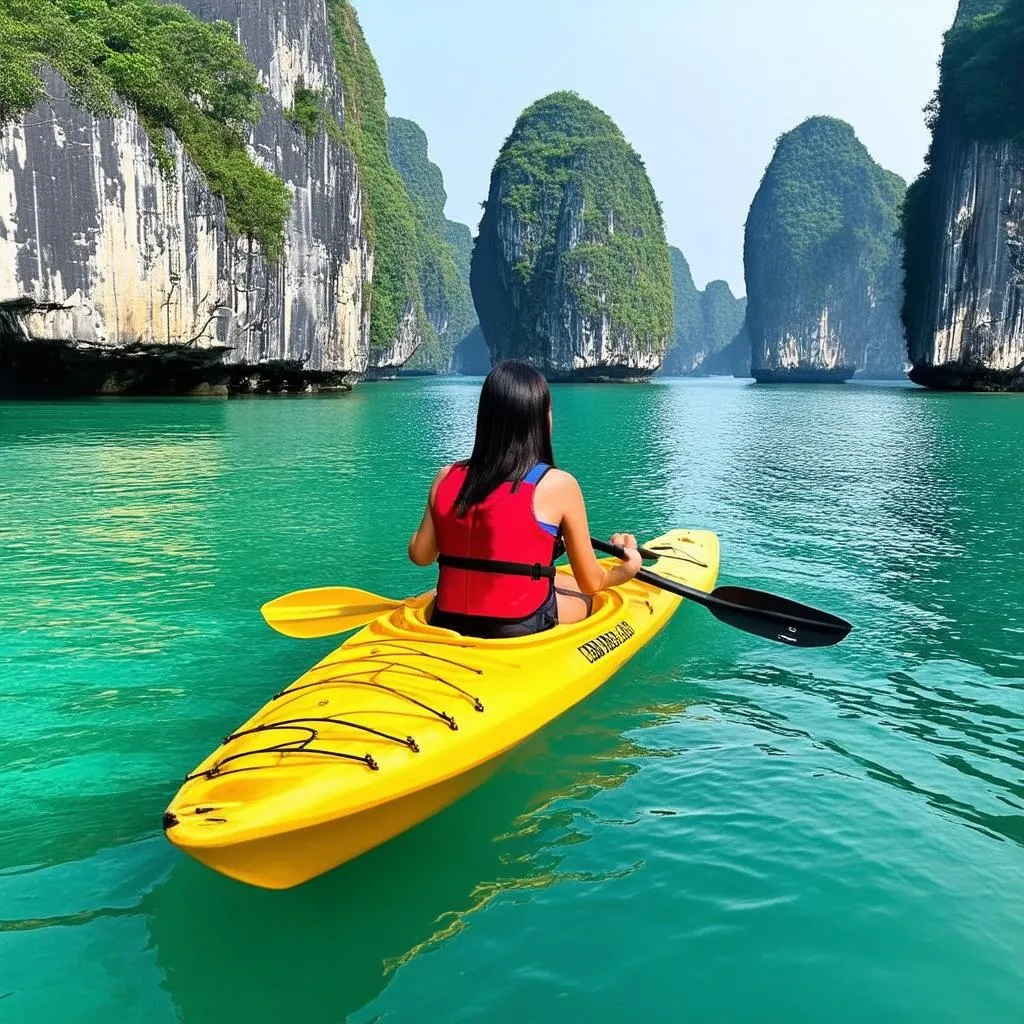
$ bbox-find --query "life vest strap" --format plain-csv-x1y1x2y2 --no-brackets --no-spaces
437,554,556,581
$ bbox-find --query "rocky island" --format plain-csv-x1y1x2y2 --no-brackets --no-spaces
744,117,908,383
901,0,1024,390
470,92,673,381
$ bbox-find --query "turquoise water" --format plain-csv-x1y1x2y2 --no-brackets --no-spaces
1,378,1022,1021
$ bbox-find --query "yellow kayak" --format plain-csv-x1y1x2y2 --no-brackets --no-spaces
163,529,719,889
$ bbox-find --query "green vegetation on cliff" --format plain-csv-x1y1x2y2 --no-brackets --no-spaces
662,248,746,374
476,91,673,360
944,3,1024,138
901,0,1021,342
327,0,430,358
444,221,473,284
387,117,447,236
284,83,341,141
953,0,1007,28
0,0,290,258
746,116,905,352
386,116,477,368
326,9,473,366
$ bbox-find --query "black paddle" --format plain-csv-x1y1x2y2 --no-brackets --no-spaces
591,537,852,648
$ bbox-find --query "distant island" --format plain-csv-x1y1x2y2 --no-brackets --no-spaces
743,117,907,383
660,248,746,377
471,91,673,381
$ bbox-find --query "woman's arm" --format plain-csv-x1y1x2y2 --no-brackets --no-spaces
407,466,449,566
545,472,642,595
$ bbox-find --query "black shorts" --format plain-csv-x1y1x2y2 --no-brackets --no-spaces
429,585,559,639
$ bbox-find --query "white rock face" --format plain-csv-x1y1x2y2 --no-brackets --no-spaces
908,139,1024,389
363,301,422,376
0,0,372,393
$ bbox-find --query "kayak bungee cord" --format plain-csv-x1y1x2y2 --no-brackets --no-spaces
184,723,388,779
187,651,488,781
279,641,490,711
276,671,463,731
276,660,484,714
641,542,709,569
345,639,491,673
228,719,420,753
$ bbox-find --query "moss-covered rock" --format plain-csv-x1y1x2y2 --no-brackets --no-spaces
745,116,907,382
471,91,673,380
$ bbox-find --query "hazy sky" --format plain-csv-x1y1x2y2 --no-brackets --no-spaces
357,0,959,294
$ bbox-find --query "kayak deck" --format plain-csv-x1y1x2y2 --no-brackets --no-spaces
163,529,720,888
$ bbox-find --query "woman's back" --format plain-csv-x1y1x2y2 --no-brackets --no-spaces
407,360,642,638
432,462,559,624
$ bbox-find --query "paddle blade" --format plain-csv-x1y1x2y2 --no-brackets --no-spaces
707,585,852,648
260,586,401,639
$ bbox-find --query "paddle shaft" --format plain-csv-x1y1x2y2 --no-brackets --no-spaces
590,537,850,638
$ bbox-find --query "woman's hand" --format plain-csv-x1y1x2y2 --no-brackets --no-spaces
608,532,643,585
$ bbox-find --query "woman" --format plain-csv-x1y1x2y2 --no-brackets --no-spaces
408,360,643,638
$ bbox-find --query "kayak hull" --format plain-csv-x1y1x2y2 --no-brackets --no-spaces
164,529,719,889
177,757,504,890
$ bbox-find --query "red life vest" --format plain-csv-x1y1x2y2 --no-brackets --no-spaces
432,463,558,620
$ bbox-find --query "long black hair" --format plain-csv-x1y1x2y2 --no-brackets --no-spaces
454,360,556,517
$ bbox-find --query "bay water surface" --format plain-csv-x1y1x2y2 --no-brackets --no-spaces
1,378,1021,1021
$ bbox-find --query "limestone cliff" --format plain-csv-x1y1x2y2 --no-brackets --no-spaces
661,247,746,375
471,92,673,381
744,117,907,383
450,325,491,375
703,326,752,378
660,248,703,375
386,116,476,372
442,219,488,375
901,0,1024,390
1,0,371,395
